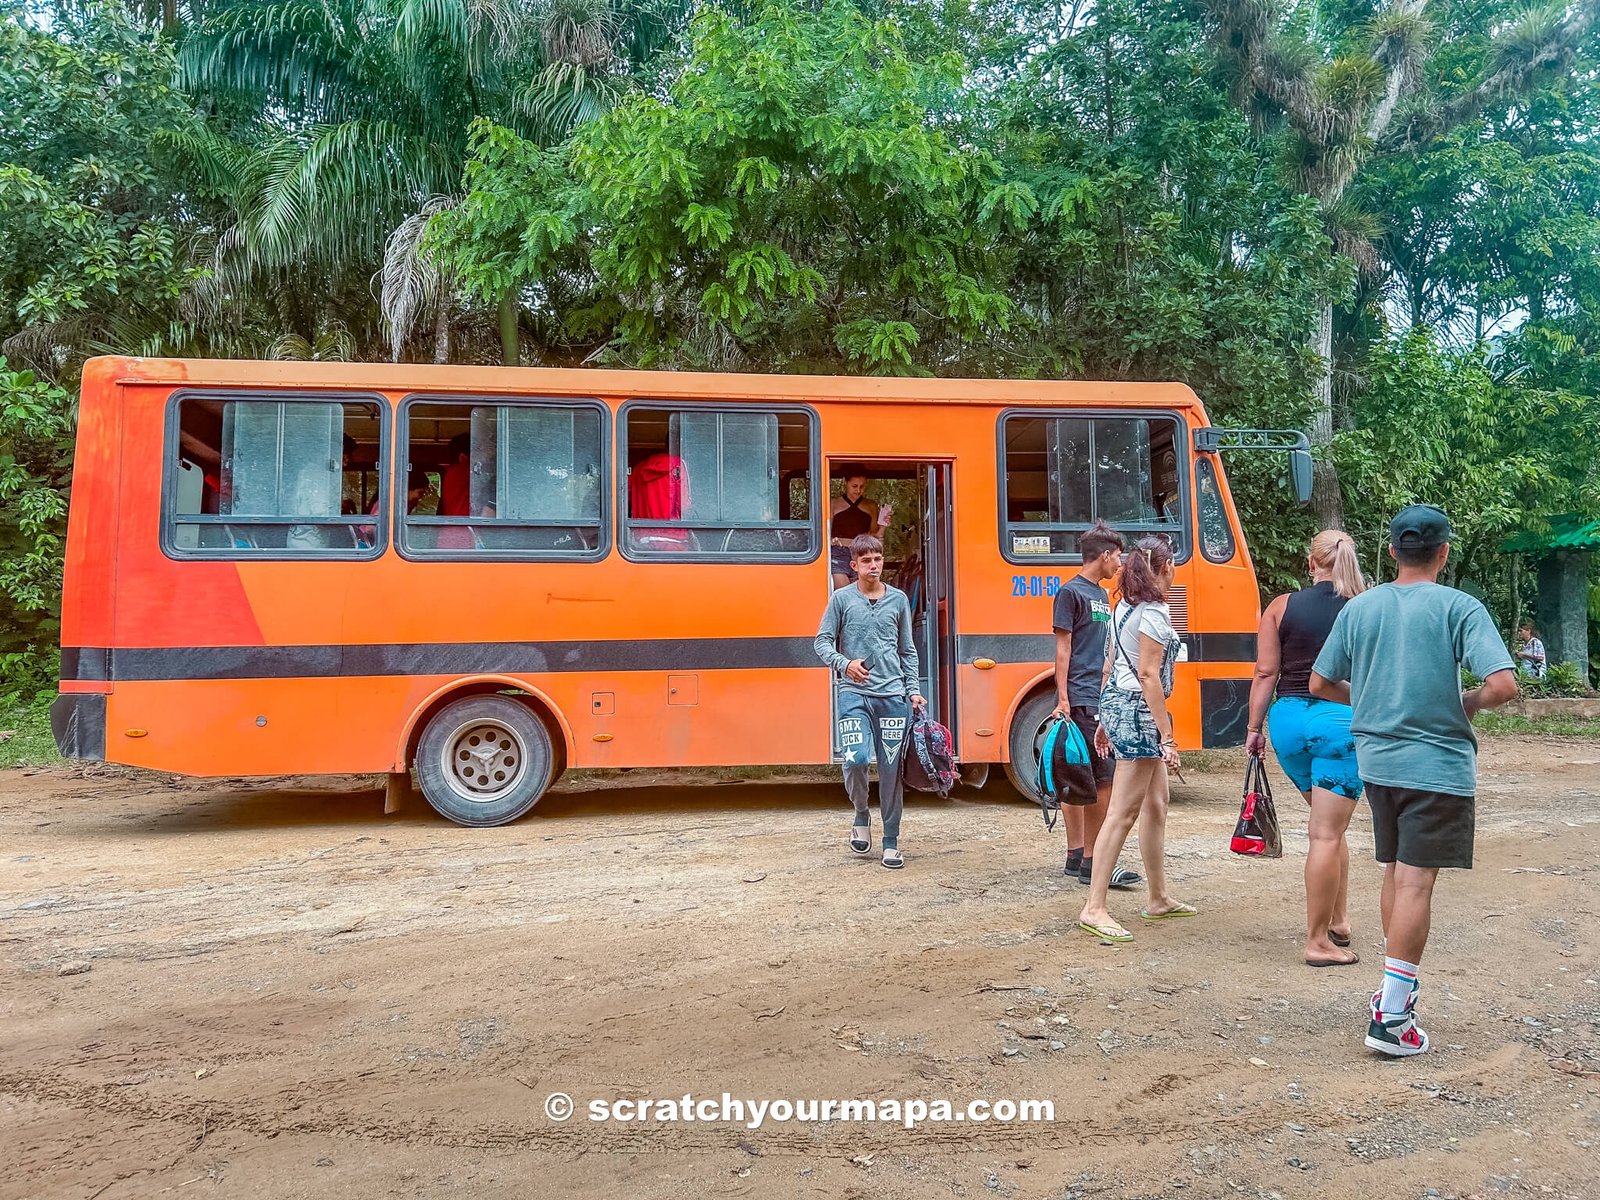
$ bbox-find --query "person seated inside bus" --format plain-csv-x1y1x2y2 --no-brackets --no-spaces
356,469,431,547
830,471,891,588
438,432,472,518
629,451,696,552
178,428,224,514
341,434,368,515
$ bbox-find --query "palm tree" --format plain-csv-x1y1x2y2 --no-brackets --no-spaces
175,0,685,364
1211,0,1599,527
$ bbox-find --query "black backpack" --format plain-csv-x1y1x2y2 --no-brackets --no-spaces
1035,714,1097,830
904,707,957,798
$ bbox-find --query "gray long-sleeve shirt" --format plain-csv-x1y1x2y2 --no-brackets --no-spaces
815,584,920,698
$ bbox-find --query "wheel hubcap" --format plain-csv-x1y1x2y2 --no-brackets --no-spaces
443,720,526,802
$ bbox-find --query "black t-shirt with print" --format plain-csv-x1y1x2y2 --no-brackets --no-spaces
1052,573,1113,708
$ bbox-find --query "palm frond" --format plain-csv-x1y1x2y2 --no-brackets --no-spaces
538,0,620,69
269,320,355,360
379,194,457,361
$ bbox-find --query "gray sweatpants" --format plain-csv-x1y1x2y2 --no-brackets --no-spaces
838,691,910,849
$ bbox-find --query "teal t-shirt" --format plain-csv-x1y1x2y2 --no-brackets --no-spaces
1312,582,1514,796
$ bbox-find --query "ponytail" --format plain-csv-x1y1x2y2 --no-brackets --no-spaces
1117,535,1175,605
1309,529,1366,599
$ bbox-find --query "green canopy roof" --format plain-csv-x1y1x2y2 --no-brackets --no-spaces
1504,513,1600,553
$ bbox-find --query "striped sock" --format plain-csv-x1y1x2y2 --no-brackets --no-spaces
1379,956,1420,1014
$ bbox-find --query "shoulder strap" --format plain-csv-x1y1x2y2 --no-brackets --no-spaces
1112,602,1141,674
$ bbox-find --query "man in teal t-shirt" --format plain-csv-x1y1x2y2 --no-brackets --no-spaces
1311,505,1516,1059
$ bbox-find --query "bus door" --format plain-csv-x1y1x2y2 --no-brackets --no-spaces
826,459,957,762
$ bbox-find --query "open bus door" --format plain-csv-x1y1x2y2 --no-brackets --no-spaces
826,459,957,765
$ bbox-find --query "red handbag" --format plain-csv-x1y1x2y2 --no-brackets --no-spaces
1230,756,1283,858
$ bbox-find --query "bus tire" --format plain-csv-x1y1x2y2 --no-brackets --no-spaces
1002,690,1057,802
415,695,555,827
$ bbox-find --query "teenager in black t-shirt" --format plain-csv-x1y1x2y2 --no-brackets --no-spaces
1049,520,1142,889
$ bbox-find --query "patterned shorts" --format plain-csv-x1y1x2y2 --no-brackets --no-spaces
1099,686,1163,760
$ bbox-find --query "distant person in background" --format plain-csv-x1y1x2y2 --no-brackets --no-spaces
830,471,892,589
1245,530,1367,968
1515,621,1547,680
1311,505,1517,1058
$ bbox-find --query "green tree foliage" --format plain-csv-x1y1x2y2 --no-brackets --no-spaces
0,1,206,373
1210,0,1600,527
0,2,208,696
0,360,71,691
175,0,686,363
433,1,1016,373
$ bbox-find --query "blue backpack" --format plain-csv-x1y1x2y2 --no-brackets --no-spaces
1036,714,1096,829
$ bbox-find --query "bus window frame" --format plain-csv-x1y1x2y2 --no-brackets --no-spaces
160,387,391,563
995,407,1193,567
617,398,822,565
396,393,612,563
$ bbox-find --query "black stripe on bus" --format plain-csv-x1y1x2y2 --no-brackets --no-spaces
61,632,1258,683
61,638,822,682
956,633,1257,664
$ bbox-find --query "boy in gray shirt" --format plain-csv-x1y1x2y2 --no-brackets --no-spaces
815,534,925,869
1311,505,1517,1057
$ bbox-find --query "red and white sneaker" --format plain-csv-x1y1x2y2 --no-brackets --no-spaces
1366,1009,1430,1057
1371,977,1419,1022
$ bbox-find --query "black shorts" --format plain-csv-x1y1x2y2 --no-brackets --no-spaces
1366,783,1475,869
1069,705,1115,787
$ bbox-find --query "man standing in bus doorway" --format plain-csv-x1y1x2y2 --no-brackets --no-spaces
1310,505,1518,1057
815,534,925,870
1050,520,1142,890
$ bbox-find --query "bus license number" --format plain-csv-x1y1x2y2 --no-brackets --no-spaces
1011,575,1062,598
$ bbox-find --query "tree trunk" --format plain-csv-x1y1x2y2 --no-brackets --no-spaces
1309,299,1346,530
432,285,451,365
498,286,519,367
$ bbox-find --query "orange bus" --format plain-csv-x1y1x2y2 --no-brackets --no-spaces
51,357,1308,826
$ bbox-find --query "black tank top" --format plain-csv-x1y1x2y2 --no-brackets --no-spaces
831,495,874,540
1277,581,1346,699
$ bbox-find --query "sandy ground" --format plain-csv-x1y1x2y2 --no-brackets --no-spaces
2,740,1598,1200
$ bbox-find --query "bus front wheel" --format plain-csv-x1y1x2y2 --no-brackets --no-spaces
1002,691,1056,802
415,695,555,827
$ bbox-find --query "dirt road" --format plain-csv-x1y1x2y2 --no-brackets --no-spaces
3,741,1598,1200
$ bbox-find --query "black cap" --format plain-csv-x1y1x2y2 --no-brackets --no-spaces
1389,504,1451,550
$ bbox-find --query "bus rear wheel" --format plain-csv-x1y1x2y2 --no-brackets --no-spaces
1002,690,1057,802
415,695,554,827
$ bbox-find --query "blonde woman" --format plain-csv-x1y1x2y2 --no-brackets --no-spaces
1245,530,1367,967
1077,536,1193,943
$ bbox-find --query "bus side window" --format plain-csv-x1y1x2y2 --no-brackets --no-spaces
622,405,815,560
1000,412,1186,562
166,394,383,558
1195,456,1237,563
399,398,607,558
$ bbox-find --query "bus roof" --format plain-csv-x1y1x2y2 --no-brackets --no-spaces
87,356,1205,410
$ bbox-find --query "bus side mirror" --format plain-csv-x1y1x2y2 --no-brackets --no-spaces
1290,449,1313,506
